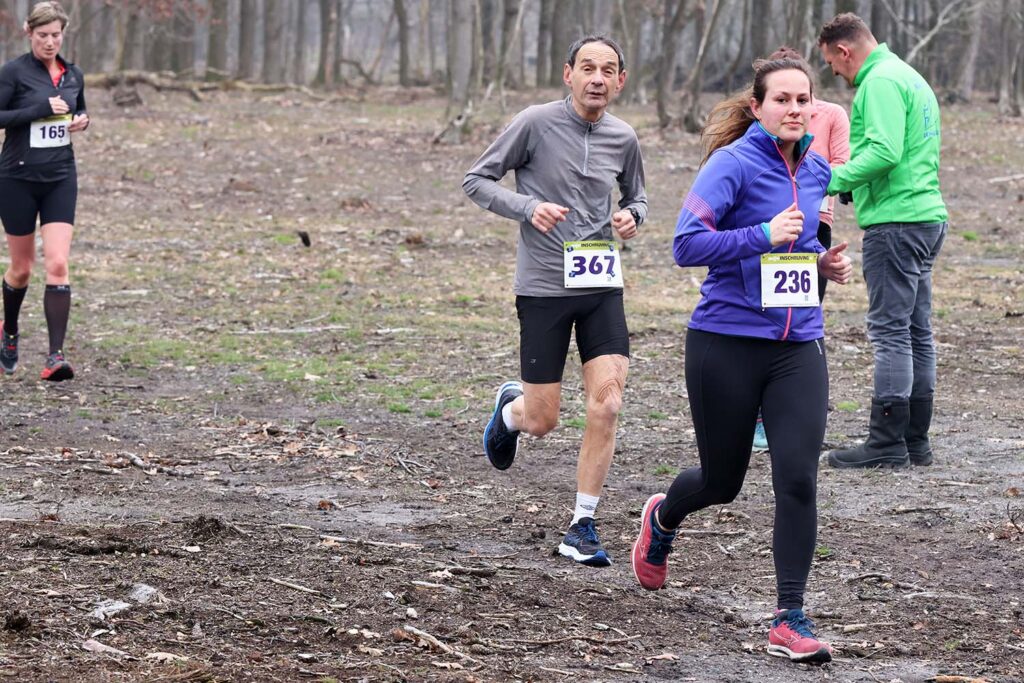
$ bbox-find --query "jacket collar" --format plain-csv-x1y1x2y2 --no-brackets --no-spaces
748,121,814,158
853,43,891,87
563,95,605,129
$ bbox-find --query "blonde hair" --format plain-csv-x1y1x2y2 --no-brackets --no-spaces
26,1,69,31
700,57,813,164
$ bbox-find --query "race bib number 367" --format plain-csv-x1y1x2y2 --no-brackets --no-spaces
563,240,623,288
760,253,818,307
30,114,71,148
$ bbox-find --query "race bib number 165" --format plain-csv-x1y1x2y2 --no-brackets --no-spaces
30,114,71,148
563,240,623,288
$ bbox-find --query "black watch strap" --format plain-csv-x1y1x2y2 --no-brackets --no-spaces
628,207,642,227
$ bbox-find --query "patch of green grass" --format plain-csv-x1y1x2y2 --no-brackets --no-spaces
836,401,860,412
934,308,948,319
563,417,586,429
648,411,668,420
960,231,978,242
273,233,298,246
316,418,346,428
321,268,344,281
29,426,41,435
388,402,411,414
943,639,960,651
75,409,93,419
653,463,675,476
424,408,442,418
814,545,834,560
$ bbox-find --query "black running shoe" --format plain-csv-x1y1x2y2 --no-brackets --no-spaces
40,352,74,382
558,517,612,567
482,380,523,470
0,322,17,375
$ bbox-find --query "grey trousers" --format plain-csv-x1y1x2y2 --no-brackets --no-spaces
862,221,948,400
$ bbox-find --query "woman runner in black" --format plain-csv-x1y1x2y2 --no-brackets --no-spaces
0,1,89,381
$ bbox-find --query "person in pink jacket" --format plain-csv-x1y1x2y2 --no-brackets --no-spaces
753,46,850,451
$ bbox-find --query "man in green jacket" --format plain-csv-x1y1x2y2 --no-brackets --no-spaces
818,13,948,469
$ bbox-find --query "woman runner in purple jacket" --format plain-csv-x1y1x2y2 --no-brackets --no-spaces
631,56,852,664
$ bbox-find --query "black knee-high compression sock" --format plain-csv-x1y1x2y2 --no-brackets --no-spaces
3,280,28,336
44,284,71,354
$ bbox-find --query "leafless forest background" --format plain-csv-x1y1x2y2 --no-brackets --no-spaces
1,0,1022,129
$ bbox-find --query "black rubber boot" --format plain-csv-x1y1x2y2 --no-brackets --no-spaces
906,395,934,466
828,398,910,469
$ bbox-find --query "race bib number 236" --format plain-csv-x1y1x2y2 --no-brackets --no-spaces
760,253,818,307
563,240,623,288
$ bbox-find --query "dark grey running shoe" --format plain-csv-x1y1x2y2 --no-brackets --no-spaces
482,380,523,470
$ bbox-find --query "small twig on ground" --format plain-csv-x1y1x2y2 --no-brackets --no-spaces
403,624,481,664
840,621,898,633
231,324,350,335
845,572,924,591
279,523,317,532
503,634,639,647
268,577,322,596
676,529,749,537
539,666,573,676
890,506,951,515
212,606,249,622
320,534,422,549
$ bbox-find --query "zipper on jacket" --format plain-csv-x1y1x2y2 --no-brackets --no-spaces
770,141,811,341
583,123,592,175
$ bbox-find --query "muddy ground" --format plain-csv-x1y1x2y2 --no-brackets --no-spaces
0,85,1021,682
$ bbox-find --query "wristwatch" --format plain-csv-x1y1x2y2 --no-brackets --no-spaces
628,207,642,227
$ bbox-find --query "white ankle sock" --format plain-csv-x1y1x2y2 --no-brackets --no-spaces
501,402,517,431
571,492,600,525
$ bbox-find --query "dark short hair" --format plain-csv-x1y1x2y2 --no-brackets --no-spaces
817,13,873,47
567,35,625,72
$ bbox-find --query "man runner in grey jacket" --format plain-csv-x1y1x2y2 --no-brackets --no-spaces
463,35,647,567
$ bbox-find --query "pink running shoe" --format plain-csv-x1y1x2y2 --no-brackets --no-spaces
767,608,833,663
631,493,676,590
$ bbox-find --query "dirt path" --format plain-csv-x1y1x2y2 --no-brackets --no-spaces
0,88,1021,682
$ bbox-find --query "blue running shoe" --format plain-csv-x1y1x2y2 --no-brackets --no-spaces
558,517,611,567
482,380,522,470
752,414,769,452
0,322,17,375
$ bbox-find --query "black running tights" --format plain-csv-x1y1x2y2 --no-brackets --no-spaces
659,328,828,610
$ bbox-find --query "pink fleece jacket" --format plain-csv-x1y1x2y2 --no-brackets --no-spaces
808,99,850,226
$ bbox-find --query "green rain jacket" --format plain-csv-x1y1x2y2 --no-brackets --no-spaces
827,44,947,227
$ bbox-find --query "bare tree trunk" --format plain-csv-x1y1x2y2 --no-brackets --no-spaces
292,0,309,84
333,0,350,83
171,7,195,74
536,0,553,87
447,0,475,121
549,0,578,87
416,0,432,82
725,0,751,91
263,0,285,83
955,0,985,102
208,0,230,77
680,0,726,132
238,0,258,80
479,0,497,85
316,0,339,85
394,0,411,86
997,0,1023,115
655,0,691,129
495,0,526,105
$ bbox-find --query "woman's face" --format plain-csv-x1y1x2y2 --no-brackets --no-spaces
750,69,812,145
28,20,64,62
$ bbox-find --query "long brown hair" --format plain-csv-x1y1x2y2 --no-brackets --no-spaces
700,57,813,165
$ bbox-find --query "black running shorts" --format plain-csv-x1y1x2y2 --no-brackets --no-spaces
0,172,78,236
515,289,630,384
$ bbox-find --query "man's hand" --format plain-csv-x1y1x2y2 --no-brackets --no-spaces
838,191,853,205
531,202,569,233
818,241,853,284
611,209,638,240
768,203,804,246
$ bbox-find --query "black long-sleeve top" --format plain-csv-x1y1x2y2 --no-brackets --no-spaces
0,52,86,182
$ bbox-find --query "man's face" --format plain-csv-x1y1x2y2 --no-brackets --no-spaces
563,42,626,120
819,42,856,86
